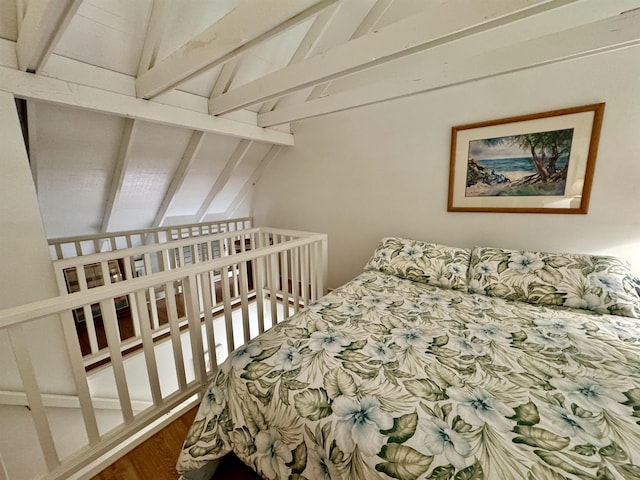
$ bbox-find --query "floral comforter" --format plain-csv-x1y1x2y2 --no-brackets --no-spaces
177,270,640,480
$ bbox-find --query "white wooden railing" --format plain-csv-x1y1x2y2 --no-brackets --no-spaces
51,227,315,365
47,217,253,260
0,227,327,480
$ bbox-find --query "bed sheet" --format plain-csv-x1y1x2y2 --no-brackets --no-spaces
177,270,640,480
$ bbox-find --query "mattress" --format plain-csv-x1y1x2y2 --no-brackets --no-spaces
177,268,640,479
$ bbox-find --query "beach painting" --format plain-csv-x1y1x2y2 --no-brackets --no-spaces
465,128,574,197
448,103,605,213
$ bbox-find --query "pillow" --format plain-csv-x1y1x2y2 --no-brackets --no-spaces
365,237,471,291
468,246,640,318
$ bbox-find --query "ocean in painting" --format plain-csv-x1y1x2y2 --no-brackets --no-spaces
466,155,570,197
476,156,568,177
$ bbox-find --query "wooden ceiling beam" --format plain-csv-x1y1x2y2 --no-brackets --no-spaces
137,0,168,76
196,140,252,222
101,119,138,233
257,2,341,114
153,131,206,227
16,0,83,73
0,63,294,145
258,7,640,127
224,145,282,219
135,0,338,100
209,0,582,115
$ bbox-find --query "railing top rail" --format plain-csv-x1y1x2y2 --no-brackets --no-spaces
52,227,319,269
52,227,262,269
0,232,328,330
47,217,253,245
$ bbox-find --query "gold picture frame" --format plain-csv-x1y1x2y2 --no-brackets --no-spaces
448,103,605,213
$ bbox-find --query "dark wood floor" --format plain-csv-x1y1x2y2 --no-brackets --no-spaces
92,406,261,480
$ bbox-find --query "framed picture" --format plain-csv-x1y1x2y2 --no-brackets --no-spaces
448,103,605,213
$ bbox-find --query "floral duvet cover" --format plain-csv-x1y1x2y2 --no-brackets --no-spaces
177,270,640,480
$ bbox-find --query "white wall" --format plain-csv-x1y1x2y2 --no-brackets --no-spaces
253,46,640,289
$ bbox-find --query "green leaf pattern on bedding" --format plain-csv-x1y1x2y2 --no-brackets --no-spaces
177,271,640,479
365,237,471,291
469,246,640,318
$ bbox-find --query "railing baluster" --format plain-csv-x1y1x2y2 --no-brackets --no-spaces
281,248,290,318
8,324,60,471
220,265,234,353
201,271,218,372
183,274,206,387
301,245,310,306
164,281,187,390
100,299,134,423
135,289,162,406
291,247,301,313
58,310,101,445
254,235,266,334
269,253,279,324
239,258,251,342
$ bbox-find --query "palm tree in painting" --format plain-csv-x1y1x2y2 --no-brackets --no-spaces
484,129,574,181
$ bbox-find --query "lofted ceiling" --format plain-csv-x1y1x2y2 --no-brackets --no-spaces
0,0,639,238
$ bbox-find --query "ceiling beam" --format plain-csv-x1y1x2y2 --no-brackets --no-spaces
209,0,581,115
153,131,206,227
257,2,341,114
137,0,168,76
26,100,39,190
16,0,83,73
0,64,294,145
304,0,395,103
101,119,138,233
209,57,242,99
135,0,338,100
224,145,282,219
258,7,640,127
196,140,252,221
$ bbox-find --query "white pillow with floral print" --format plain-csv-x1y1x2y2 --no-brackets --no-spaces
364,237,471,291
468,246,640,318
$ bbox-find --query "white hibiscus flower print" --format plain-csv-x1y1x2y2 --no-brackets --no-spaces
400,245,424,260
508,252,544,273
534,317,582,336
273,345,303,371
229,343,263,371
360,295,392,311
447,263,467,278
308,331,350,354
588,271,623,292
363,340,396,363
307,443,342,480
391,327,431,351
549,377,629,415
543,404,605,446
420,417,471,469
448,387,515,431
470,324,508,343
476,261,497,276
333,395,393,456
255,429,292,479
564,293,602,311
201,384,225,417
468,279,487,295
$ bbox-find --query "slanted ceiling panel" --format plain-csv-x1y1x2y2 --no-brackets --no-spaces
54,0,153,76
34,103,125,237
0,0,17,41
107,121,194,232
168,133,242,216
207,141,271,213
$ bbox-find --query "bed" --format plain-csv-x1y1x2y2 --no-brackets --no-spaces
177,237,640,480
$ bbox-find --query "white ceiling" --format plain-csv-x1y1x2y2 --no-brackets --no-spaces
0,0,639,238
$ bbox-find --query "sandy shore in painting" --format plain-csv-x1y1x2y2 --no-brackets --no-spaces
466,170,533,197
